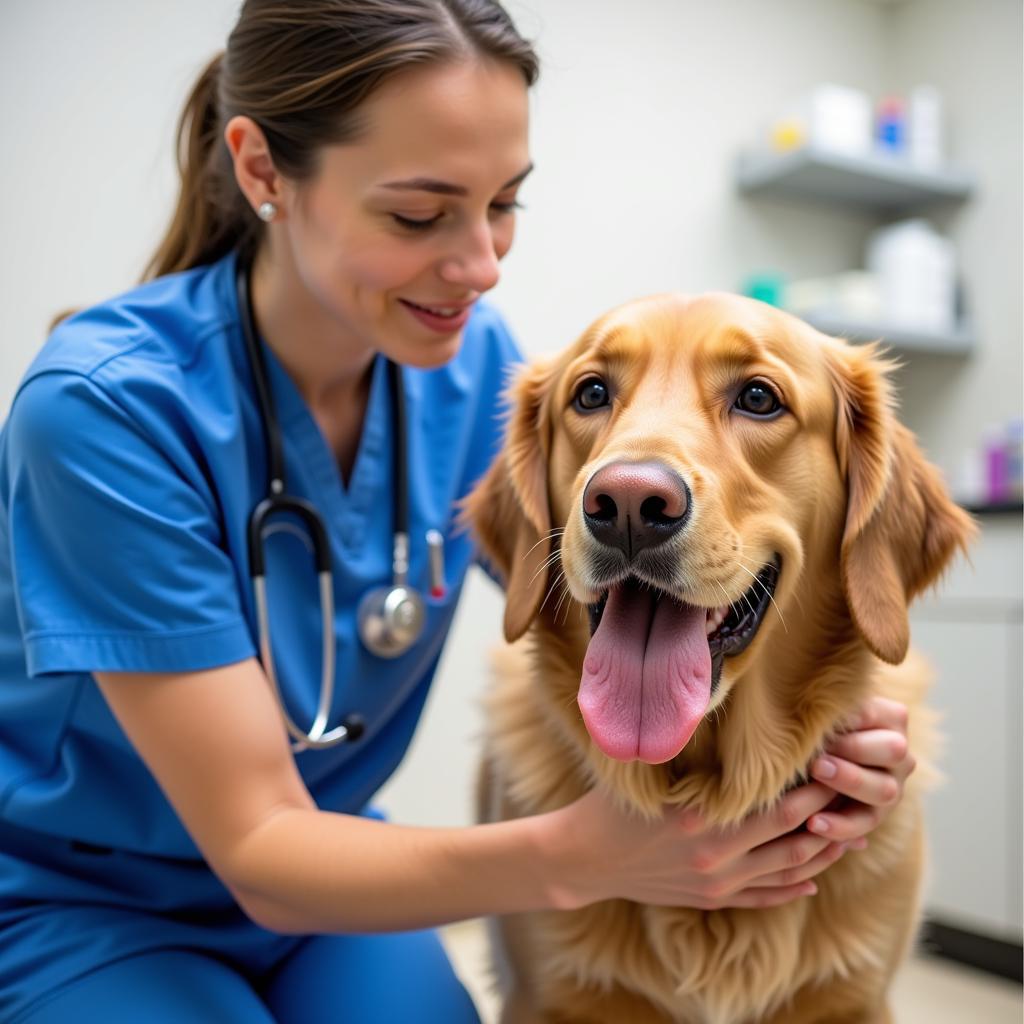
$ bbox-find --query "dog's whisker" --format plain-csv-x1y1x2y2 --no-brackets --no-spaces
710,574,758,629
537,568,567,617
734,560,788,634
521,528,566,561
528,549,564,589
735,558,787,631
547,594,570,627
712,578,733,611
536,549,565,575
532,552,565,585
536,586,558,617
553,577,576,625
552,570,569,605
562,591,580,628
557,585,573,622
528,552,561,585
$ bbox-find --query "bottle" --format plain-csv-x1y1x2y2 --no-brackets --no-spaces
1006,418,1023,502
876,96,906,155
983,425,1010,504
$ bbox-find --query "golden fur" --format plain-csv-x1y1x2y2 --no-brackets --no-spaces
463,293,975,1024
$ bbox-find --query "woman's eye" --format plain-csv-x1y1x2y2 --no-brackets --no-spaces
490,199,524,216
573,377,610,412
391,213,442,231
734,381,782,417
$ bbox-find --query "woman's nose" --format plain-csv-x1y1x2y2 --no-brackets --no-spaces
438,223,501,293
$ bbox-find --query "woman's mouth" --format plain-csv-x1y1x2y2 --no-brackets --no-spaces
399,298,474,333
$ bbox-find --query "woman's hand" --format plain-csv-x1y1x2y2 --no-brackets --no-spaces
543,696,915,913
805,695,916,843
546,782,861,912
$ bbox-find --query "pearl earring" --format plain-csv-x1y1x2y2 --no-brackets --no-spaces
257,201,278,223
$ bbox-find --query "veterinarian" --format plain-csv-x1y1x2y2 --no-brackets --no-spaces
0,2,917,1021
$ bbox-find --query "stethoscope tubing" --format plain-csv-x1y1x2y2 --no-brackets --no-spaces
236,251,413,751
248,492,342,750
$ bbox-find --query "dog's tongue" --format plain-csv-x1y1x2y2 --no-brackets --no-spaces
578,582,711,764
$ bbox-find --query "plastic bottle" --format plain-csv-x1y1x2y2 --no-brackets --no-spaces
983,425,1010,504
1006,418,1023,501
876,96,906,154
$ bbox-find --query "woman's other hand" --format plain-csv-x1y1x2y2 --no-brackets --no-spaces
805,695,916,843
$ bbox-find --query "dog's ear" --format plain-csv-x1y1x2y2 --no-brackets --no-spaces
827,341,976,664
462,357,556,642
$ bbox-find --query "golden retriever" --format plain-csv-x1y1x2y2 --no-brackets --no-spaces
463,293,975,1024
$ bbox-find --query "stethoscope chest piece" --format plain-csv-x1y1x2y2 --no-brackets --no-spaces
358,584,426,659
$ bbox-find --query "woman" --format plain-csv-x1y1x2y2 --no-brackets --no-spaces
0,2,915,1021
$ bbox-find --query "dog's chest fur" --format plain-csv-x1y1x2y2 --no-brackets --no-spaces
482,639,933,1024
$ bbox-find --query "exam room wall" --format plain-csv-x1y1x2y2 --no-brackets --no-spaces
0,0,891,828
885,0,1023,484
2,0,891,831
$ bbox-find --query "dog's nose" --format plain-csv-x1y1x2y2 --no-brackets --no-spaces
582,461,690,558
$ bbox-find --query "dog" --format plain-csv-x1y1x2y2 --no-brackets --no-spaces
463,292,975,1024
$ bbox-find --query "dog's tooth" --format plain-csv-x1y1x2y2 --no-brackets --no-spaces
705,606,728,635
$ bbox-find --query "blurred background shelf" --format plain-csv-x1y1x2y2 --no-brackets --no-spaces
960,501,1024,517
802,313,974,354
736,146,975,210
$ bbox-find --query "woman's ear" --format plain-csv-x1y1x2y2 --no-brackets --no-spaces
827,341,976,664
224,115,287,217
462,357,556,642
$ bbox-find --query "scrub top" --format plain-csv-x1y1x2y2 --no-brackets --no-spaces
0,249,521,912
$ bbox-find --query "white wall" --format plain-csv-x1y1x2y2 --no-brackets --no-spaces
489,0,890,356
1,3,1018,842
885,0,1023,479
0,1,237,404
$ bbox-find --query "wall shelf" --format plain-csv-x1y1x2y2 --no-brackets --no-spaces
960,501,1024,517
802,313,973,355
736,146,975,210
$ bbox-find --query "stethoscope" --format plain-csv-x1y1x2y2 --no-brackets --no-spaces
236,255,446,751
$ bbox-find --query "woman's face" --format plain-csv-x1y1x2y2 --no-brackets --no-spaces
280,58,531,369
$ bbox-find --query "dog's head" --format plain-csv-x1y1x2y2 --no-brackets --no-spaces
465,294,974,765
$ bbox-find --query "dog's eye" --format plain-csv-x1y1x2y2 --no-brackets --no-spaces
734,381,782,417
574,377,610,412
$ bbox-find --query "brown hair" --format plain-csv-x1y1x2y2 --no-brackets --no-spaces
142,0,539,281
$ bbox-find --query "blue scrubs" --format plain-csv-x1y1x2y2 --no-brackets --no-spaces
0,250,520,1021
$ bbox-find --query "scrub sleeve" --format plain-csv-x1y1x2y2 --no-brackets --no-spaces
6,370,255,677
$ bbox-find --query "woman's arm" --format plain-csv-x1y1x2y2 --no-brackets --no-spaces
96,660,865,930
95,660,558,933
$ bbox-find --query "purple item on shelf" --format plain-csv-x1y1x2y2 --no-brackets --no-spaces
985,437,1011,503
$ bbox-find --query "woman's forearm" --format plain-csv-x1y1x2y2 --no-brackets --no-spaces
223,806,570,934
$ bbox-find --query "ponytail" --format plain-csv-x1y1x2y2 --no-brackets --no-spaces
141,53,254,282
